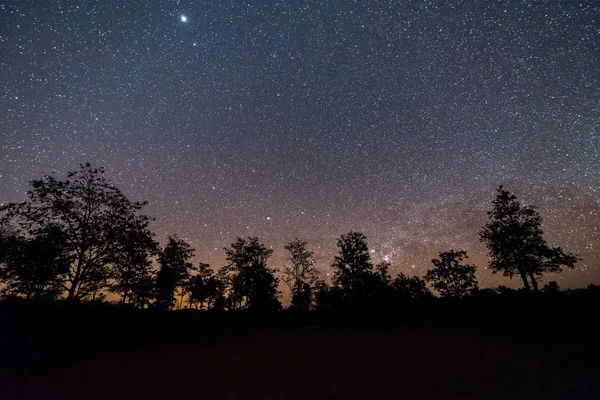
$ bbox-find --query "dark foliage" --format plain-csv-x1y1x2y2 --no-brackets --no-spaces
480,186,578,292
154,236,194,310
0,163,152,300
282,238,319,312
425,250,478,298
390,273,432,301
0,224,70,299
331,231,385,303
109,213,158,305
221,237,281,313
187,263,224,310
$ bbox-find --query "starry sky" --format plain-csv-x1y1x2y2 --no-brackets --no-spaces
1,0,599,292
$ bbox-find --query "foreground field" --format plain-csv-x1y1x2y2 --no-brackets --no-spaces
4,324,600,399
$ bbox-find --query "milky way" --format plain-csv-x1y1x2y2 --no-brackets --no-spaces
1,1,599,292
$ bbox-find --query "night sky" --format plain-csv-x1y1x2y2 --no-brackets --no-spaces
1,1,599,292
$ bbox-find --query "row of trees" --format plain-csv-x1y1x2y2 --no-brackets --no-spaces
0,164,579,312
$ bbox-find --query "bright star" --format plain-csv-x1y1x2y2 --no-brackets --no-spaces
180,15,187,22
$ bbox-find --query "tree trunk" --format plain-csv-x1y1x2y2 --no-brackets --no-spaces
528,272,539,292
67,280,78,300
519,270,532,292
122,288,129,305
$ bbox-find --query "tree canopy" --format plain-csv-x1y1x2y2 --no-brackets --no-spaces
283,238,319,312
480,186,578,292
221,237,281,313
425,250,478,298
0,163,152,300
154,236,195,310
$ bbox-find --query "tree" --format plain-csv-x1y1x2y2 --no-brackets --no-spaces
109,213,158,305
222,237,281,313
154,236,194,310
282,238,319,312
390,273,432,300
331,231,377,300
0,163,152,300
187,263,217,309
375,260,392,287
542,281,560,294
424,250,478,298
480,186,578,292
128,269,156,308
0,224,71,299
313,280,345,312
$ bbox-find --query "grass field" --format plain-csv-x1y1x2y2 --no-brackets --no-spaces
4,323,600,399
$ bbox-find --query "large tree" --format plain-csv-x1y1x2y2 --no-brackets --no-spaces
480,186,578,292
424,250,478,298
154,236,195,310
0,224,71,299
282,238,319,312
222,237,280,313
1,163,151,300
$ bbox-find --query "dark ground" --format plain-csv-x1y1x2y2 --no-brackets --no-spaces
2,300,600,399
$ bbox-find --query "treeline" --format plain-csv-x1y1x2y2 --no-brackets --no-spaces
0,164,583,314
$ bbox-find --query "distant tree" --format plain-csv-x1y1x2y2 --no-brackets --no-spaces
480,186,578,292
390,273,432,300
129,270,156,308
222,237,281,313
425,250,478,298
187,263,217,309
0,163,151,300
496,285,519,296
109,214,158,305
209,268,229,311
375,260,392,287
154,236,194,310
313,280,345,312
542,280,560,294
0,224,71,299
282,238,318,312
331,231,377,299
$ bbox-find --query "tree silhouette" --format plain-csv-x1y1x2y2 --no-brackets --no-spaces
282,238,318,312
0,224,71,299
313,280,345,312
331,231,377,300
542,280,560,293
0,163,151,300
480,186,578,292
128,269,156,308
222,237,281,313
375,260,392,287
187,263,219,309
425,250,478,298
391,273,432,300
108,213,158,305
210,267,230,311
154,236,194,310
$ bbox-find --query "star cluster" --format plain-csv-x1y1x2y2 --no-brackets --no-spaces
1,1,599,290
